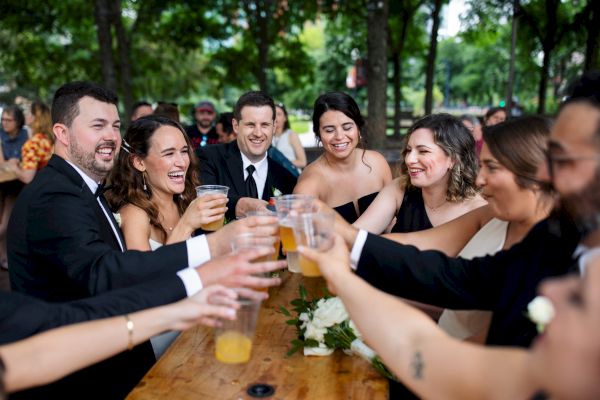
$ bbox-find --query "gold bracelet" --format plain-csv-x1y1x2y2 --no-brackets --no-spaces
124,314,134,351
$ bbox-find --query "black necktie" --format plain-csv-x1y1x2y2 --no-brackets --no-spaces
245,165,258,199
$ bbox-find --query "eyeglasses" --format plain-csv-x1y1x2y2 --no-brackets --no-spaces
545,150,600,179
1,118,14,122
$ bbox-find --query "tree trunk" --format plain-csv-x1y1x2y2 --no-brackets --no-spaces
110,0,133,118
366,0,389,149
424,0,442,115
537,48,551,115
251,0,274,93
392,51,401,137
584,0,600,71
505,0,519,118
93,0,117,94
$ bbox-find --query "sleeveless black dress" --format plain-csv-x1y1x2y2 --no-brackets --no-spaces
333,192,379,224
391,187,433,233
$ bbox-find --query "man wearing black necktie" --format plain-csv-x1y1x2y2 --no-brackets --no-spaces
6,82,283,399
198,91,297,220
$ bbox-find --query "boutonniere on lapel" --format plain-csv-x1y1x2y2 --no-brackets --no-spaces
272,187,282,197
113,213,122,227
526,296,555,333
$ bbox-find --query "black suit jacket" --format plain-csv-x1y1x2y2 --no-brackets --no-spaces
8,155,191,301
6,155,193,399
197,141,297,220
356,213,581,348
2,276,186,400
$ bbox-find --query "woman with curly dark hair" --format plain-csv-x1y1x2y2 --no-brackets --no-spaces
354,113,485,234
106,115,227,250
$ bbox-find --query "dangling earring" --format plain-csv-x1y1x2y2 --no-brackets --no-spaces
142,173,147,192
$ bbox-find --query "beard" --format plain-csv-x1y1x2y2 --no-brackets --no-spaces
69,132,117,182
557,165,600,237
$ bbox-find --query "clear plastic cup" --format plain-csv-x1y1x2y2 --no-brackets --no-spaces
195,185,229,231
274,195,315,273
245,210,281,261
231,233,277,292
214,297,261,364
292,212,335,277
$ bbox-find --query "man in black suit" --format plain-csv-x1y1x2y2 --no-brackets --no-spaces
331,72,600,350
198,91,297,220
6,82,282,399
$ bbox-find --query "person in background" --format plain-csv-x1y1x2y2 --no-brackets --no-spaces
459,114,483,157
294,92,392,223
215,112,236,144
4,101,54,184
130,101,153,122
186,100,219,149
484,106,507,126
272,103,306,171
0,105,28,271
153,101,180,123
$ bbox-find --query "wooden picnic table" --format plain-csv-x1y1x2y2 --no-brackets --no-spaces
127,271,388,399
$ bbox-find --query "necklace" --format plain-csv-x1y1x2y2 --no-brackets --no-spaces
424,199,447,212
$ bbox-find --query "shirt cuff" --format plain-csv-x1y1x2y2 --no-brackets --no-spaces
186,235,211,267
350,229,368,271
177,268,203,297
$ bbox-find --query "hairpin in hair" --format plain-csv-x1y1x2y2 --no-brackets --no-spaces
121,140,134,154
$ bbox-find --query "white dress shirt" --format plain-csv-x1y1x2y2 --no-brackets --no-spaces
66,160,208,295
241,152,269,198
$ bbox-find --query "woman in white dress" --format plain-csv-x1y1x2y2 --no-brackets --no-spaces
272,103,306,171
106,115,227,251
106,115,228,358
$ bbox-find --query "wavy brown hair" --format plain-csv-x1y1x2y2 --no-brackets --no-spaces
30,101,54,143
106,115,200,242
399,113,479,202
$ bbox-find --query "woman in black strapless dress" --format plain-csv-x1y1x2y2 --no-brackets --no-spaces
294,92,392,222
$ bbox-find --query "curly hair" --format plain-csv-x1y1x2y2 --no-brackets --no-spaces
399,113,479,202
106,115,200,243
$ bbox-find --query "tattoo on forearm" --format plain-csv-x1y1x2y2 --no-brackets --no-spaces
410,351,424,380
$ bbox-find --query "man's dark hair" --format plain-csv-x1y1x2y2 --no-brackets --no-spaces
51,81,118,126
131,100,151,117
218,112,234,134
562,71,600,140
233,91,275,122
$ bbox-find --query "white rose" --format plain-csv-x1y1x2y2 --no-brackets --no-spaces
303,343,334,357
313,297,348,328
304,322,327,343
527,296,555,332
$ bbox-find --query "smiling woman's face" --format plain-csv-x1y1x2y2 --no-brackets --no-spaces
403,128,453,189
135,125,190,196
476,142,540,222
318,110,359,159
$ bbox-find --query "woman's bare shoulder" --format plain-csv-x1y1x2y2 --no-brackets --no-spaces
118,203,150,223
294,159,326,195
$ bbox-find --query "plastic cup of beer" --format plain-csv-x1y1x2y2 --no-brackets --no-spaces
214,297,261,364
274,195,315,273
195,185,229,231
245,210,281,261
231,233,276,292
293,212,335,277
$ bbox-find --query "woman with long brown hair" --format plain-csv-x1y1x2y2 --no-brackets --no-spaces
106,115,227,250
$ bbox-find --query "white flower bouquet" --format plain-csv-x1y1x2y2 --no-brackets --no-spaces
280,285,397,381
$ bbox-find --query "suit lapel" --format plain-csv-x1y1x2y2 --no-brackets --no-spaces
263,158,274,201
49,155,125,252
224,142,246,196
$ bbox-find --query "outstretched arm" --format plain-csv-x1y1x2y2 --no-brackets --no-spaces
353,178,403,234
0,285,239,393
299,237,537,400
382,205,494,256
